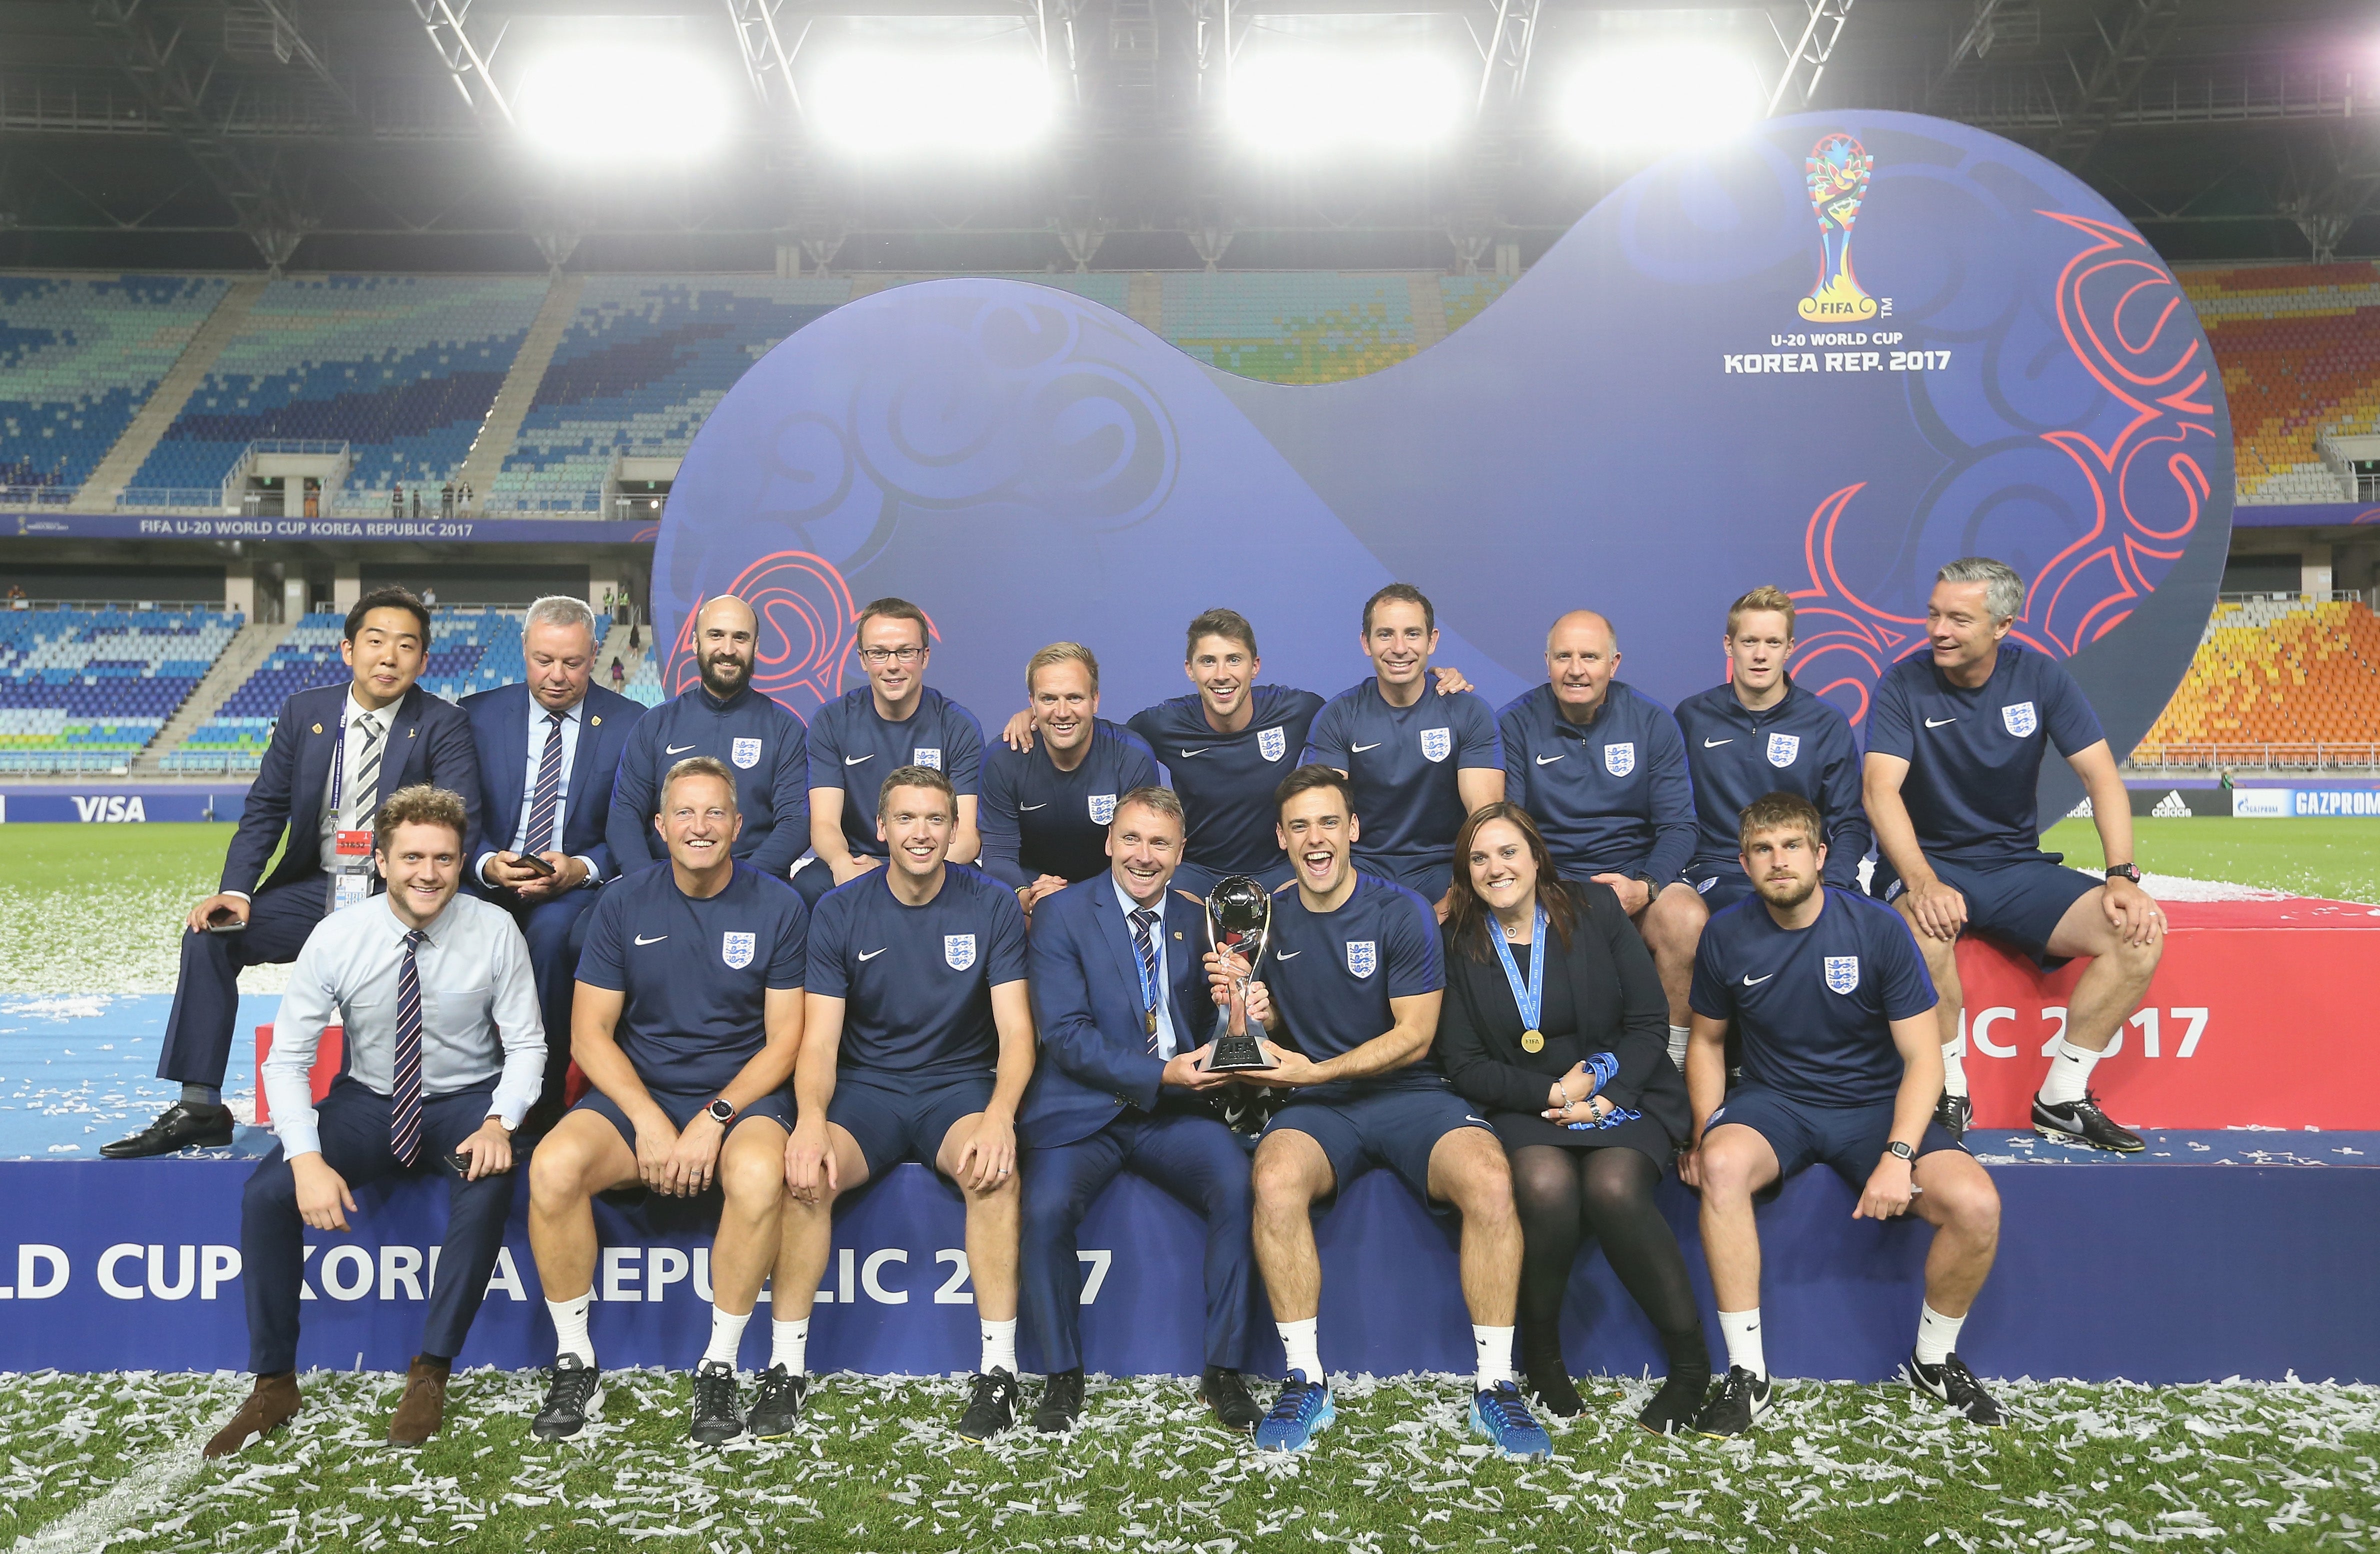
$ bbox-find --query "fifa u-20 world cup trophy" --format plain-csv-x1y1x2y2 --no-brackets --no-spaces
1200,875,1280,1074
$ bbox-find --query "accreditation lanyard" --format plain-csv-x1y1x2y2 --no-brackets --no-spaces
1488,904,1548,1054
326,714,376,912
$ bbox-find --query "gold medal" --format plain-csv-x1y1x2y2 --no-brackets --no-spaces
1520,1029,1544,1054
1146,1008,1158,1037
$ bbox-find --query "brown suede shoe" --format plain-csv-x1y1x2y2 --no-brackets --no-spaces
202,1372,302,1458
388,1356,452,1446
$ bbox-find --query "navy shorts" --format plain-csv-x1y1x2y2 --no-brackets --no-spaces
1686,862,1757,914
1878,854,2099,967
572,1083,795,1149
1174,859,1296,901
1704,1082,1964,1190
1262,1080,1494,1204
829,1069,995,1180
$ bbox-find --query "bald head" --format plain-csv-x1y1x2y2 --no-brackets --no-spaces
1546,610,1621,724
694,594,758,698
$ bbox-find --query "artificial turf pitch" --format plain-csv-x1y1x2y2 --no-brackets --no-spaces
2,818,2374,1550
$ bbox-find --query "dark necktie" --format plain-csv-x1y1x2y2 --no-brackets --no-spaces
1130,908,1161,1054
346,712,384,829
524,712,566,856
391,928,426,1165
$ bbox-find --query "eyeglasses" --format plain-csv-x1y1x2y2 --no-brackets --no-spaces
858,646,926,665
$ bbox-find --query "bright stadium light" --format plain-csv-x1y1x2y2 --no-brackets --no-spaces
1228,52,1464,154
1560,44,1766,150
516,47,732,164
810,54,1056,156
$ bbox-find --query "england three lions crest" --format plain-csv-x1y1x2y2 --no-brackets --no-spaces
1420,728,1452,764
1766,732,1800,768
912,746,944,770
2002,702,2038,738
731,737,762,769
1088,793,1116,825
1603,742,1636,778
1258,726,1287,762
1824,956,1860,994
722,932,756,970
1345,940,1378,978
944,934,976,971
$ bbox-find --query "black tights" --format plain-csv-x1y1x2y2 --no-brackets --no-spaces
1510,1144,1707,1376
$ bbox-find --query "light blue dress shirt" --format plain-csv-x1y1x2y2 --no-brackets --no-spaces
1111,876,1178,1060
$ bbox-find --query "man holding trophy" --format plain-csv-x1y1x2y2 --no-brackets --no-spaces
1206,766,1552,1460
1016,787,1262,1434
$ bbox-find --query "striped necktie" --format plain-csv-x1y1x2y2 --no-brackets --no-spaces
1130,908,1161,1054
346,712,384,830
390,928,426,1166
523,711,566,856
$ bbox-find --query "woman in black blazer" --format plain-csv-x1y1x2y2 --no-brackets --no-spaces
1438,802,1710,1435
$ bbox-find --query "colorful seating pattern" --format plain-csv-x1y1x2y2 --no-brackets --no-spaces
1162,274,1420,382
2182,262,2380,504
0,275,230,492
2134,598,2380,750
0,609,238,772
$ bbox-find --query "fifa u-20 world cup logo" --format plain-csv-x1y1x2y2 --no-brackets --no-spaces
1800,134,1876,323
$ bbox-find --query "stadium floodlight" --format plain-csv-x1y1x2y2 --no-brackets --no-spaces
516,47,732,164
809,53,1056,156
1228,52,1464,154
1560,44,1766,150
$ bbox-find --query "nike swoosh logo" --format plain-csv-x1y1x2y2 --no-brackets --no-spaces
1350,742,1382,752
664,744,696,755
1020,802,1048,811
1535,753,1564,765
844,754,873,764
1742,972,1774,985
1178,748,1208,758
1925,717,1958,728
858,947,888,960
635,934,668,946
1703,738,1732,748
1275,950,1302,959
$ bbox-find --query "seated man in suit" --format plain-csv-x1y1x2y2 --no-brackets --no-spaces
1017,786,1260,1434
108,586,482,1158
462,595,646,1122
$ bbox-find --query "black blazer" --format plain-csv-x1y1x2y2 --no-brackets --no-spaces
1436,880,1688,1144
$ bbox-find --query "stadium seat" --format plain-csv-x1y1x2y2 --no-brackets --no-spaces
0,275,232,496
2133,596,2380,760
0,608,239,773
1161,274,1422,382
2184,262,2380,505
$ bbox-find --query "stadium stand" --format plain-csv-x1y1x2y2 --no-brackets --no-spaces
1160,273,1421,382
0,608,239,773
2183,261,2380,504
1440,274,1512,334
2132,596,2380,760
0,275,232,498
124,276,548,510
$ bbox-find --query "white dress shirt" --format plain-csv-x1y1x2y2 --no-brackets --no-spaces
1112,876,1178,1060
476,695,602,887
316,689,388,874
264,893,546,1159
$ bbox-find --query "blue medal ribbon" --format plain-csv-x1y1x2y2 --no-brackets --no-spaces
1488,903,1548,1050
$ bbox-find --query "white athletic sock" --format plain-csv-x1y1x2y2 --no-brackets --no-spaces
1278,1318,1323,1386
1668,1024,1690,1070
1914,1302,1965,1368
1717,1308,1766,1380
2038,1037,2104,1107
1472,1324,1514,1392
980,1317,1018,1377
702,1306,752,1368
547,1292,594,1368
772,1318,809,1374
1940,1036,1968,1100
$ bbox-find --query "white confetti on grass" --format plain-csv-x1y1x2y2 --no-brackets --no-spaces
7,1370,2368,1554
0,882,288,996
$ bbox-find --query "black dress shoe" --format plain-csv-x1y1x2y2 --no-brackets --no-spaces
1032,1368,1084,1434
101,1100,234,1158
1198,1367,1263,1432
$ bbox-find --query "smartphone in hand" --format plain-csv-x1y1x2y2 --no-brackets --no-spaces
203,907,248,934
516,852,558,878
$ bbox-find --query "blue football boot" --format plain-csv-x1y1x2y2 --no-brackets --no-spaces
1470,1382,1554,1460
1254,1371,1336,1452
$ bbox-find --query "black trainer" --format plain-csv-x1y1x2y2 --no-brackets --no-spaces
1520,1346,1584,1418
955,1368,1020,1441
100,1100,234,1159
1905,1350,2004,1427
1198,1366,1262,1432
530,1355,602,1440
2032,1090,2144,1152
1637,1368,1712,1436
746,1364,807,1438
1031,1368,1084,1434
689,1360,744,1445
1934,1090,1972,1140
1692,1366,1772,1438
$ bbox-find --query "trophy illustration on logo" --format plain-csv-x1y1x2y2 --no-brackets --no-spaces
1800,132,1878,324
1200,874,1281,1074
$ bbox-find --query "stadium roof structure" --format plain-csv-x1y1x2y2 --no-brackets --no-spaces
0,0,2372,274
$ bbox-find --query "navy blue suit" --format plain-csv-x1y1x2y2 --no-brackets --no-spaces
460,682,646,1106
1020,876,1254,1374
159,682,481,1088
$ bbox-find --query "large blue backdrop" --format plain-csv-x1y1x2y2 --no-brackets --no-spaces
652,110,2231,816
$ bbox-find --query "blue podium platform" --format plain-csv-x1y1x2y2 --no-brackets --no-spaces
1,1132,2372,1384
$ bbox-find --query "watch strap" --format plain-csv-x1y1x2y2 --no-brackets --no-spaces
1886,1140,1916,1162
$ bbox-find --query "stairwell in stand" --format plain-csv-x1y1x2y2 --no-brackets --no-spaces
132,617,294,774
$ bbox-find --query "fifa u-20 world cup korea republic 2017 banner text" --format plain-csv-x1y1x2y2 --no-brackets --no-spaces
652,111,2229,822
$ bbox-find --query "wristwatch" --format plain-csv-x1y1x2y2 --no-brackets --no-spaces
704,1098,736,1126
1886,1140,1916,1163
2104,862,2142,884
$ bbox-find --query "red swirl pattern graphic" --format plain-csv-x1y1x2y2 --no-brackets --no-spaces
1788,214,2214,724
663,550,867,722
